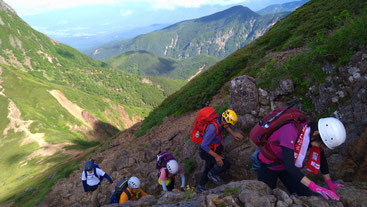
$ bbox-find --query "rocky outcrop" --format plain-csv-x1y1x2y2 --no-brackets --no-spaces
100,180,366,207
229,47,367,182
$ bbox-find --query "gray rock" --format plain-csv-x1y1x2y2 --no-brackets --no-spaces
229,75,259,115
239,189,272,207
273,188,293,205
258,88,269,106
115,150,130,171
323,60,336,74
222,195,241,207
276,200,289,207
145,140,161,162
265,195,278,204
238,114,256,131
279,79,294,94
290,195,303,205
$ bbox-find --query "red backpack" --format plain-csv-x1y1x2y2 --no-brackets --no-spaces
249,105,308,163
190,107,220,145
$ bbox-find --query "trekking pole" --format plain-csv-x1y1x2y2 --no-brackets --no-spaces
261,99,301,128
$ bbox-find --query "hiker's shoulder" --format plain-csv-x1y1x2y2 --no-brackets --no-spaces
96,167,105,175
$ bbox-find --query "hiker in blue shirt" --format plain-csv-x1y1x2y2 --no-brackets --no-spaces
81,160,114,207
196,109,243,192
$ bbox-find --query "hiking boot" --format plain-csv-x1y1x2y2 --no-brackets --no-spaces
196,185,207,193
207,170,222,184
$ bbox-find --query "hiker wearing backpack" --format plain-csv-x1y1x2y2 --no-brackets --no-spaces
250,105,347,200
81,160,114,207
156,152,186,192
191,108,243,193
112,177,148,204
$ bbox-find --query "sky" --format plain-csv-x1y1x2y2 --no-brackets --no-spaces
5,0,298,50
6,0,287,17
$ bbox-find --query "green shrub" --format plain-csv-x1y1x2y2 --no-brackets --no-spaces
224,186,240,196
183,157,196,174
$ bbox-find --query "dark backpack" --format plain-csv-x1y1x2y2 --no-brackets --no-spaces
190,107,220,145
249,102,307,163
156,152,175,170
110,179,131,203
84,161,101,181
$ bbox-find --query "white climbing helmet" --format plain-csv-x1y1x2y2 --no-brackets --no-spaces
318,117,346,149
166,160,179,174
128,176,141,189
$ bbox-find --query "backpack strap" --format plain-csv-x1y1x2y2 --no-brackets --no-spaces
124,188,132,200
93,167,101,180
208,122,223,152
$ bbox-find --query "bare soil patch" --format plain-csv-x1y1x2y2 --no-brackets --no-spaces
187,64,206,81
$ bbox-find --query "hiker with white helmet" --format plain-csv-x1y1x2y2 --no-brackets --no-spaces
81,160,114,207
190,108,243,193
156,152,186,192
117,176,148,204
250,104,347,200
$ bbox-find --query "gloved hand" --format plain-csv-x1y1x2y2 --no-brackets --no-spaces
309,181,339,200
325,179,345,192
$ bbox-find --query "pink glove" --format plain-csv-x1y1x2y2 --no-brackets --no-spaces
309,181,339,200
325,179,345,192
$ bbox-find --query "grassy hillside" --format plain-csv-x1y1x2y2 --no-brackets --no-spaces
90,6,288,60
0,1,185,205
104,50,219,80
136,0,367,138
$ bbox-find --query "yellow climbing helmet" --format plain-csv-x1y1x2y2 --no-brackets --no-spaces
222,109,238,126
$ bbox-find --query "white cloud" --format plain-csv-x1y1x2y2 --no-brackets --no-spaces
6,0,248,16
6,0,119,16
58,20,69,25
151,0,245,9
120,9,133,16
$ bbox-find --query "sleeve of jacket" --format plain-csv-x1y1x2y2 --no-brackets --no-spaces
281,146,305,182
81,171,88,192
82,180,88,192
320,149,330,175
200,124,216,153
103,172,113,184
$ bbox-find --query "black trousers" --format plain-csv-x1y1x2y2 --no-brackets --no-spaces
257,166,311,196
167,177,175,191
198,145,230,186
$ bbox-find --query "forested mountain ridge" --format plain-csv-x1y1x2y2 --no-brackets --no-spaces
257,0,309,15
89,6,289,60
104,50,219,80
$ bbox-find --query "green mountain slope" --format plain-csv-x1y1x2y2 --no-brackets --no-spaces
0,0,185,204
90,6,288,60
136,0,367,138
257,0,309,15
104,50,219,80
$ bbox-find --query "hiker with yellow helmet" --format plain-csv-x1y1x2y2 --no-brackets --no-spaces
192,108,243,193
